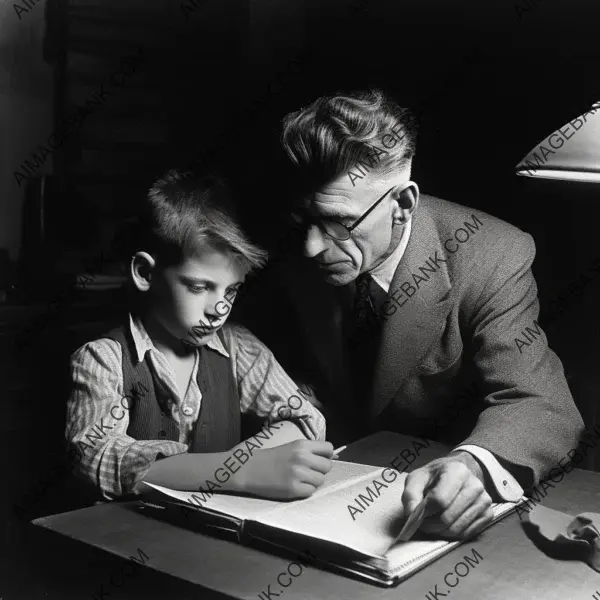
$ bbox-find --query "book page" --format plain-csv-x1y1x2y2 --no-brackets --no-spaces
142,461,380,522
383,502,515,574
252,462,409,558
143,482,281,521
145,466,519,576
254,479,519,566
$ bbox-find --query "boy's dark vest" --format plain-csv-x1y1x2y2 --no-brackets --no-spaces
104,323,240,452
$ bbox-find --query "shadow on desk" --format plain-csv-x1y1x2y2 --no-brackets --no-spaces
522,520,592,565
4,520,232,600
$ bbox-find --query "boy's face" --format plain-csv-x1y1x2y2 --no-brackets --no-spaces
141,245,247,347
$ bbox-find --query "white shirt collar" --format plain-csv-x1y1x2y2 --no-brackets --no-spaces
370,219,412,293
128,313,230,364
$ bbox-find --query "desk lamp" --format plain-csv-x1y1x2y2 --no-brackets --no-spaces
516,101,600,182
515,101,600,475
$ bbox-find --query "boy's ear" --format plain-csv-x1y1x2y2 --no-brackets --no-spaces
131,251,156,292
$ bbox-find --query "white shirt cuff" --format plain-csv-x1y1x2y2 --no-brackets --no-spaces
454,444,524,502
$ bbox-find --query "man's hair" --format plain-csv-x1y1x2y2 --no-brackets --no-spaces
281,89,418,190
136,169,267,271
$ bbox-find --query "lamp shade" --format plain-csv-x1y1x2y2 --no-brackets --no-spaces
516,102,600,183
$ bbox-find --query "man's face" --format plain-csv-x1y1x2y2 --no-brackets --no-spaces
299,171,411,286
148,246,246,346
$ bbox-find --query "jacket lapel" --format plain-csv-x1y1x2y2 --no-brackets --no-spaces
369,201,453,420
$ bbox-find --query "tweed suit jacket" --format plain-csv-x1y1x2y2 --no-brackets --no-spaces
279,194,584,487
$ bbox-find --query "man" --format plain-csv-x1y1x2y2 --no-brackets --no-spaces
272,89,584,539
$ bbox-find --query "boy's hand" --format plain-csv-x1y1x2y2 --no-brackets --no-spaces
240,440,334,500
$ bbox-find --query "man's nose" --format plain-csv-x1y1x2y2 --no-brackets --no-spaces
303,224,328,258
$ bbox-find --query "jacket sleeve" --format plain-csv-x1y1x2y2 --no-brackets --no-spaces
460,231,585,488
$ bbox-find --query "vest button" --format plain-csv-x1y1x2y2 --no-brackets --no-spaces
158,430,167,438
182,406,193,417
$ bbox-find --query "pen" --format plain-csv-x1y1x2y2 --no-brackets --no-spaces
395,494,429,543
332,445,347,460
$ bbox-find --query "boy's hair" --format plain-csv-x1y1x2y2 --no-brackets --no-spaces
281,89,418,190
136,169,267,271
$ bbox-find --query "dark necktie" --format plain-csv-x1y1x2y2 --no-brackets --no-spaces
346,273,389,429
349,273,387,338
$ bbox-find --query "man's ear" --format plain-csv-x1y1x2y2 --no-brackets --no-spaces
130,251,156,292
391,181,420,225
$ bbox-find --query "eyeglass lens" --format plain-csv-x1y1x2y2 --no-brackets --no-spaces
322,220,350,240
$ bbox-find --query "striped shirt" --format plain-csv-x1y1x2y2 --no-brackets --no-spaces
66,313,326,499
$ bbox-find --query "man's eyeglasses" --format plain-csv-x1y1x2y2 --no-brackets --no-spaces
289,185,396,241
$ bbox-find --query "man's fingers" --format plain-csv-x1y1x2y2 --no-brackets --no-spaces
459,506,495,540
419,497,492,539
402,468,432,513
444,496,493,539
438,476,486,527
426,466,469,515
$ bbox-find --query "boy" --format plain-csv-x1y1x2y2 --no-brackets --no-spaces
66,169,332,501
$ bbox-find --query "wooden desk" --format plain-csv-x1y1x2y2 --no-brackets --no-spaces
29,432,600,600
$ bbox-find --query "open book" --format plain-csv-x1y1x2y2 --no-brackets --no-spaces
143,460,519,586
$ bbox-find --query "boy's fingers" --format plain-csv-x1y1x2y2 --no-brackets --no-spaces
304,441,334,458
292,481,320,499
296,466,327,489
302,452,333,475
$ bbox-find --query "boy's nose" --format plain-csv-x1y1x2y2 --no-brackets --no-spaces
204,298,231,324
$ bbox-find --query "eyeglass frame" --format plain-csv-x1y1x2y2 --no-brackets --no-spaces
292,182,409,241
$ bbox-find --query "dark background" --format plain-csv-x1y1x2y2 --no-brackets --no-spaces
2,0,600,598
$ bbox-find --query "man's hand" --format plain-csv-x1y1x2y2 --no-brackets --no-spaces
239,440,334,500
401,453,493,540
